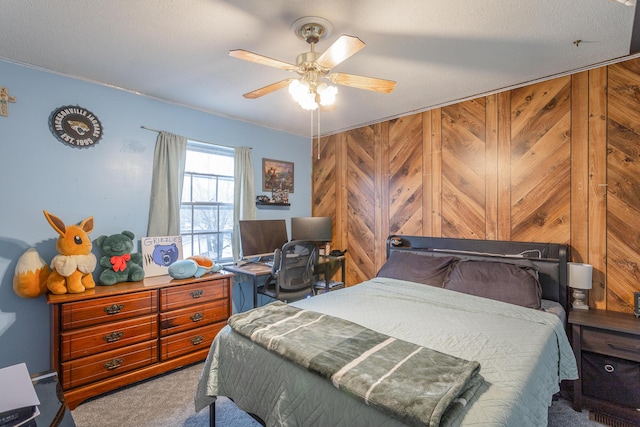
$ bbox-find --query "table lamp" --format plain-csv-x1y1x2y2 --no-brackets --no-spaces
568,262,592,310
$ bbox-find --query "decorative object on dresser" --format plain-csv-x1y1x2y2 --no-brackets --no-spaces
95,231,145,286
569,309,640,425
141,235,184,277
47,271,233,410
568,262,592,310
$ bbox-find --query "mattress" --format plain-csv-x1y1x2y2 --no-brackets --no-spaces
195,277,578,426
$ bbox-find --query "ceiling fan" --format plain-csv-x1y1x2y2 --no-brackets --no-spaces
229,17,397,110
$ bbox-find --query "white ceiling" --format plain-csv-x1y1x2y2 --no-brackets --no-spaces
1,1,638,137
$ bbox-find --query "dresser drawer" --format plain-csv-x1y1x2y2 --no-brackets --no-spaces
60,314,158,362
60,291,157,330
159,322,225,361
160,280,228,312
60,340,158,389
582,327,640,363
160,299,229,336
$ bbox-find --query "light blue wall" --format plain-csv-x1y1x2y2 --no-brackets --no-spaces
0,59,312,373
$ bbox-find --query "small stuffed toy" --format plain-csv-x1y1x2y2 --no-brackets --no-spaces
45,210,97,294
95,231,145,286
168,256,221,279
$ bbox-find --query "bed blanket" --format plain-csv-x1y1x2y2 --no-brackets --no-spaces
228,301,484,427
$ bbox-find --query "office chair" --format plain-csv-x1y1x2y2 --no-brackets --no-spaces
258,240,318,303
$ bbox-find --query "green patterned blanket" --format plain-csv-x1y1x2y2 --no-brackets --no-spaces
228,301,484,427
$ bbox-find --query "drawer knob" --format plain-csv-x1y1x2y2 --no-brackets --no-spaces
191,335,204,345
190,312,204,322
604,364,615,373
104,304,125,315
103,331,124,343
104,358,124,370
190,289,205,299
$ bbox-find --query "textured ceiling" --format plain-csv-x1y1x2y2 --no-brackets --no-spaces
1,0,638,137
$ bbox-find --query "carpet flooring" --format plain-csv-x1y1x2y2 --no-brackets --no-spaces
71,362,601,426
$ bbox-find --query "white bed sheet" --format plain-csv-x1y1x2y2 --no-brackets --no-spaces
196,278,577,426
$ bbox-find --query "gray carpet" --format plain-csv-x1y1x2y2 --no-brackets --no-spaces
71,363,600,426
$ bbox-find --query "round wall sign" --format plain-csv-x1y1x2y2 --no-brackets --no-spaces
49,105,103,148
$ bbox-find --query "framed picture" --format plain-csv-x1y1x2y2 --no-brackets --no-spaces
141,235,184,278
262,158,294,192
272,188,289,203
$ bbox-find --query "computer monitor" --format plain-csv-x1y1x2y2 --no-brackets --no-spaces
290,216,332,242
238,219,289,260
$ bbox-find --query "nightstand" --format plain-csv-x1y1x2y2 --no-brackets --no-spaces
569,309,640,424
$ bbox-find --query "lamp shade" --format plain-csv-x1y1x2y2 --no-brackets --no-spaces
568,262,593,290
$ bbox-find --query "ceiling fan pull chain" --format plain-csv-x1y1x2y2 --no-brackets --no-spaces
310,107,315,158
317,107,321,160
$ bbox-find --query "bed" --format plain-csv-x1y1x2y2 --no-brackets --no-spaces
195,236,578,427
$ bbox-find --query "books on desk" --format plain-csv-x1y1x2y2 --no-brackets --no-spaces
314,279,344,294
0,364,40,427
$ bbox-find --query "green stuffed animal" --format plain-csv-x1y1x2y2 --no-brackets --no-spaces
95,231,145,286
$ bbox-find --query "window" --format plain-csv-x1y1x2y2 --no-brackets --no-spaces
180,141,234,263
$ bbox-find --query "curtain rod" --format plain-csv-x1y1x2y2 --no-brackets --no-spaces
140,126,250,149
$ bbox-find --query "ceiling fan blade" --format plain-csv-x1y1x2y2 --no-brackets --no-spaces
229,49,298,72
243,79,295,99
329,73,397,93
315,35,366,70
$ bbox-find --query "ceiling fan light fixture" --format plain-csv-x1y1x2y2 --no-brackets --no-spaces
288,78,338,110
232,16,395,109
289,79,318,110
317,82,338,106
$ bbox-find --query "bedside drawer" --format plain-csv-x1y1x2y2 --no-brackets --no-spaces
583,352,640,408
582,327,640,363
60,314,158,361
160,280,228,312
60,340,158,389
160,299,229,336
60,291,157,330
159,322,225,361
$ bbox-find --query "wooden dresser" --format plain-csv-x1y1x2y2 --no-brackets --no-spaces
47,271,233,409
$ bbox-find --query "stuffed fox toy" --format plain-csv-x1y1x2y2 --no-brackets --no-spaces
13,211,97,297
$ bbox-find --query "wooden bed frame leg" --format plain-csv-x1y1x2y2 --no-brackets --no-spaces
209,398,216,427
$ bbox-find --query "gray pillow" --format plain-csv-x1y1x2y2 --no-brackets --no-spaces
376,251,458,287
444,260,542,309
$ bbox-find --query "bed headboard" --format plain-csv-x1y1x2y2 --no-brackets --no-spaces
386,236,569,313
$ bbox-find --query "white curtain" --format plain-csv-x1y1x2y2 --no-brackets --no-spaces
147,131,187,237
232,147,256,262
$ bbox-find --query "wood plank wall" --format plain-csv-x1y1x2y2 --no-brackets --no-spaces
312,56,640,314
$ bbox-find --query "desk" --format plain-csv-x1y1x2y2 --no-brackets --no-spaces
224,255,345,308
